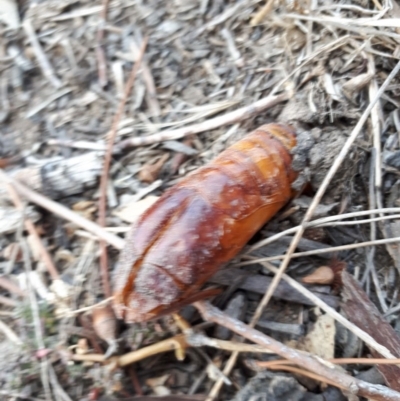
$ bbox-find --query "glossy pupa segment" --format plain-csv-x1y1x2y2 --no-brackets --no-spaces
113,123,298,323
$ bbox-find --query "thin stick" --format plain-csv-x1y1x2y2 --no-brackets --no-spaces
368,55,400,273
247,207,400,253
0,171,124,250
186,332,273,354
96,0,110,87
22,19,62,89
115,93,289,150
2,174,60,280
295,214,400,227
98,37,148,298
371,0,383,10
131,38,160,117
250,0,275,26
62,297,113,317
240,236,400,265
283,14,400,29
364,54,388,310
72,334,187,366
195,301,400,401
254,59,400,340
257,357,400,367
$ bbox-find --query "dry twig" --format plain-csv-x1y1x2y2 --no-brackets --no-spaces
115,93,289,150
96,0,110,87
195,301,400,401
0,171,124,250
22,19,62,89
98,37,148,298
1,171,60,280
130,38,161,117
257,357,400,368
72,334,187,366
250,0,275,26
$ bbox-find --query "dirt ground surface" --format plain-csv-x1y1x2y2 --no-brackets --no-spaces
2,1,400,400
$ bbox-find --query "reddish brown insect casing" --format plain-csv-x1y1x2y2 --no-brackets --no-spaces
113,123,298,323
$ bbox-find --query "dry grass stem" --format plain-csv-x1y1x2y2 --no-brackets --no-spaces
58,297,114,318
72,334,188,366
96,0,110,87
250,0,275,26
116,92,289,149
186,332,273,354
130,38,161,117
258,357,400,368
26,88,72,118
247,207,400,253
241,236,400,264
22,19,62,88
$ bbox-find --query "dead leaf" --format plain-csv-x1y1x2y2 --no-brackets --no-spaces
302,266,334,285
113,195,159,224
341,271,400,391
92,304,117,345
139,154,169,183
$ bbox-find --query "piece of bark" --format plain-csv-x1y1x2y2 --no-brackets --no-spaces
1,152,102,199
341,271,400,391
210,268,339,309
